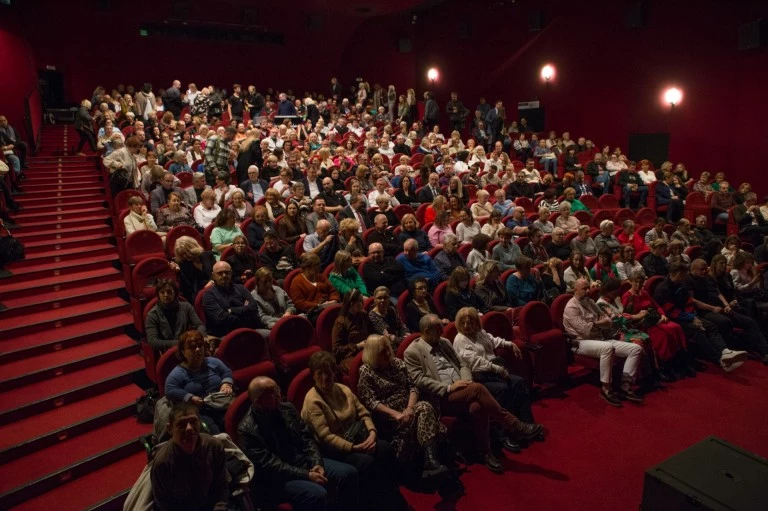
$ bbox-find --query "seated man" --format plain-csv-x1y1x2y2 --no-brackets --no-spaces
655,172,684,223
150,171,185,213
366,214,400,257
688,258,768,363
653,262,747,372
492,189,515,218
305,197,339,235
503,207,530,236
404,314,543,474
239,165,268,205
338,192,373,230
361,242,407,298
396,239,446,290
185,171,212,205
0,114,28,169
544,227,571,261
259,232,297,282
506,172,535,200
238,377,359,511
318,177,348,215
563,278,644,407
202,261,267,338
618,161,648,208
732,192,768,246
151,402,229,511
302,219,337,268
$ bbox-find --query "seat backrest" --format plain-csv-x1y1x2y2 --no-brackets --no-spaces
579,195,598,210
283,268,303,294
442,321,458,342
635,207,657,226
432,281,449,317
347,352,365,396
647,181,659,209
195,287,213,324
614,208,636,226
114,189,145,215
125,230,166,264
393,204,414,221
132,257,175,300
597,194,620,210
218,328,271,371
396,290,411,321
481,311,514,340
165,225,203,259
397,333,421,359
156,347,180,398
592,210,614,228
270,315,315,356
685,245,703,260
224,392,251,444
573,210,591,225
517,301,554,338
287,368,314,410
686,191,706,206
549,294,573,332
644,275,665,298
315,303,342,352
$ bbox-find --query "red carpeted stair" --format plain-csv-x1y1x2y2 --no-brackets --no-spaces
0,125,149,510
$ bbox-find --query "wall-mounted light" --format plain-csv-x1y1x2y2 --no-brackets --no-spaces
427,68,439,84
541,64,555,86
664,87,683,110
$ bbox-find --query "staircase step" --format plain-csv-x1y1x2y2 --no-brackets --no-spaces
0,266,121,298
0,296,129,336
14,199,108,213
0,417,148,496
21,180,103,190
0,437,145,510
8,450,147,511
11,206,110,222
16,193,105,204
1,335,137,388
13,225,113,241
0,312,133,364
18,186,105,198
0,354,143,420
2,254,117,281
1,280,124,313
23,233,115,255
8,243,115,266
11,215,108,232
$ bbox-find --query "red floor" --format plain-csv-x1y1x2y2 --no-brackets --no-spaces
402,361,768,510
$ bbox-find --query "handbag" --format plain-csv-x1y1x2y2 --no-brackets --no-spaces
316,386,369,444
640,308,661,328
204,391,234,410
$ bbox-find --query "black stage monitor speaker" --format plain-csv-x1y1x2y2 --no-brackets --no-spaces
398,38,412,53
739,19,767,50
626,1,647,29
642,436,768,511
528,10,544,32
628,133,669,169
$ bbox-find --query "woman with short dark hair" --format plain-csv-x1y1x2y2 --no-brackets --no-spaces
145,279,206,351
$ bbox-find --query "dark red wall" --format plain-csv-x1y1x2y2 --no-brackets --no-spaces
0,6,38,141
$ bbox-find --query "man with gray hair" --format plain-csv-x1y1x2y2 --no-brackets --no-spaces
185,171,211,205
239,165,268,204
150,171,184,213
396,239,446,290
202,261,267,338
563,278,644,407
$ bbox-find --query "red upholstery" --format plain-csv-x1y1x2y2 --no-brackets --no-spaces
287,368,315,411
432,281,449,317
549,294,573,332
684,192,710,227
481,311,533,386
427,246,443,260
635,207,657,226
224,392,251,444
614,208,636,226
644,275,665,298
195,287,213,325
282,268,303,294
217,328,277,389
685,245,703,260
315,303,342,352
415,203,429,225
442,321,458,342
457,243,473,260
573,210,592,225
579,195,599,211
131,257,174,300
347,352,365,396
592,210,614,228
124,230,165,265
176,172,193,188
165,225,203,259
220,244,258,263
397,333,421,359
294,237,305,258
517,301,568,384
597,194,620,211
156,347,179,398
113,189,145,215
396,291,411,322
393,204,414,221
270,315,321,376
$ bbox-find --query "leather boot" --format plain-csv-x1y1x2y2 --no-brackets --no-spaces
422,442,448,480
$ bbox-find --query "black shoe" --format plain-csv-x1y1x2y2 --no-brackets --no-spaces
422,442,449,480
601,389,623,407
681,364,697,378
511,421,544,441
620,387,644,404
691,360,708,372
658,369,676,383
482,453,504,474
1,220,19,229
500,436,522,454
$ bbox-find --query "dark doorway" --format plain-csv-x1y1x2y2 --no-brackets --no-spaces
628,133,669,168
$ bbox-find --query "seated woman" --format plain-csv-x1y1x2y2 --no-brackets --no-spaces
666,240,690,266
156,191,196,232
616,244,643,281
427,210,455,247
250,267,297,329
168,150,191,174
210,208,243,260
398,213,432,252
289,253,341,322
506,256,545,307
433,234,465,277
622,269,694,380
357,334,450,480
715,254,768,330
481,209,505,239
301,351,409,511
246,206,276,251
405,277,448,332
564,250,598,292
617,220,647,254
369,194,399,227
394,175,418,207
590,248,620,284
213,171,237,206
541,257,567,301
223,235,258,284
453,307,536,450
456,207,481,245
532,207,554,234
471,189,494,220
338,218,366,264
193,189,221,230
171,236,216,301
522,227,549,265
721,235,745,265
466,233,492,275
368,286,410,349
563,187,590,213
124,196,166,244
643,239,669,277
594,220,621,254
165,330,234,434
276,201,308,245
445,266,487,318
555,201,580,234
145,279,206,351
692,171,713,196
329,250,369,298
227,189,253,224
447,195,464,223
570,224,598,258
475,261,512,311
264,188,286,221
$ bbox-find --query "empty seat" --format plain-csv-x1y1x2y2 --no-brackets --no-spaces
518,301,568,384
270,315,321,377
217,328,278,389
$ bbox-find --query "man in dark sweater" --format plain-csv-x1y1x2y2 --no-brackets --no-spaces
362,242,407,298
617,162,648,208
238,377,359,511
203,261,267,338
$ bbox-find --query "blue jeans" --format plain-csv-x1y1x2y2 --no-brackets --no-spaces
4,154,20,173
283,458,359,511
541,157,557,175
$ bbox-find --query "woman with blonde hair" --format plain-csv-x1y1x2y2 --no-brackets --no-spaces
368,287,409,348
250,267,297,328
193,188,221,230
424,194,447,225
338,218,366,263
406,88,417,125
171,235,216,300
398,213,432,252
481,209,504,239
555,201,580,234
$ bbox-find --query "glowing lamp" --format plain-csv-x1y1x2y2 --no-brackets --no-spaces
664,87,683,107
541,64,555,82
427,68,439,82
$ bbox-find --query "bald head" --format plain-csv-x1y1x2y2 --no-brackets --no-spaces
212,261,233,287
248,376,281,411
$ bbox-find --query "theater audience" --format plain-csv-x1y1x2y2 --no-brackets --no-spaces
398,214,431,252
249,267,297,329
361,242,407,299
210,209,243,259
564,251,597,291
124,197,165,243
617,220,647,253
194,189,222,230
590,249,619,284
594,220,621,254
644,217,669,246
397,238,446,289
367,214,400,257
427,210,455,247
156,191,196,231
643,239,670,277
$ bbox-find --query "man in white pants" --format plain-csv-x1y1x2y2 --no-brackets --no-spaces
563,278,644,407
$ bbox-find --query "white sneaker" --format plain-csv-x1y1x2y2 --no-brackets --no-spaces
722,361,744,373
720,349,748,367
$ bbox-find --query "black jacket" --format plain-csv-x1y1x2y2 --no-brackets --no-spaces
362,257,406,297
237,402,323,484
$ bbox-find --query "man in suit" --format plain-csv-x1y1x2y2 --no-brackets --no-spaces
484,100,503,149
404,314,543,474
184,172,211,206
150,171,185,213
732,192,768,246
301,165,322,199
305,197,338,235
655,172,684,223
239,165,269,205
417,173,442,204
338,193,373,231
